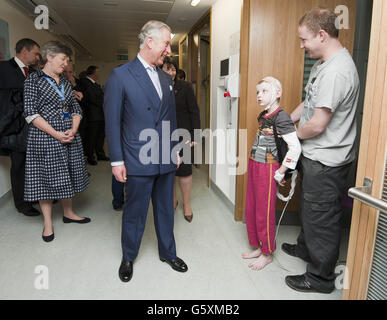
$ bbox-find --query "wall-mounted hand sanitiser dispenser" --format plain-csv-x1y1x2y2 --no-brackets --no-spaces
224,73,239,98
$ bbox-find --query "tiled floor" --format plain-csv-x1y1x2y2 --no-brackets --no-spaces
0,162,349,299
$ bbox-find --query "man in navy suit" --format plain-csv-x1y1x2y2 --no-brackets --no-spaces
103,20,188,282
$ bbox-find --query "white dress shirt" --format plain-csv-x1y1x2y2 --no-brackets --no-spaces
86,76,96,84
137,53,163,100
14,56,28,77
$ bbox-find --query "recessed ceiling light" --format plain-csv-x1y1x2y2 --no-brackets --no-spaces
191,0,200,7
103,2,118,6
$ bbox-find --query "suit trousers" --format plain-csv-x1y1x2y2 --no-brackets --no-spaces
112,174,125,207
86,121,106,159
296,155,351,292
10,150,31,210
122,171,177,262
78,119,88,153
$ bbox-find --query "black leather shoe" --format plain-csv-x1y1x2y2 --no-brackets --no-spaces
113,204,123,211
63,216,91,224
285,274,334,294
42,228,54,242
160,257,188,273
87,158,97,166
19,207,40,217
119,259,133,282
281,243,311,262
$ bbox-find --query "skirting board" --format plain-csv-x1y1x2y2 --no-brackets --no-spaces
209,180,235,216
0,190,12,208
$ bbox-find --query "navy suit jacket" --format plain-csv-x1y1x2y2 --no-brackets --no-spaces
103,57,178,176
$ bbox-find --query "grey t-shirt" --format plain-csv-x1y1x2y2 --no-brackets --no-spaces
300,48,359,167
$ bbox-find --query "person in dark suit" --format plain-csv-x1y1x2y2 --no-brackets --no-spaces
103,20,188,282
79,65,109,165
0,38,41,216
176,69,186,81
63,62,86,148
162,59,200,223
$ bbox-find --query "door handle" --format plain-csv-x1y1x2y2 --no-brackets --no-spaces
348,177,387,214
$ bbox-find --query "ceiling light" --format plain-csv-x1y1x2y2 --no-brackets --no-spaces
171,33,175,39
191,0,200,7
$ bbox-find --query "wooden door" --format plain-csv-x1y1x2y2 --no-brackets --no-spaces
343,0,387,300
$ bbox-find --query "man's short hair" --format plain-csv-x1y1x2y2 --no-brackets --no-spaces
86,65,98,76
15,38,40,54
138,20,171,49
299,7,339,38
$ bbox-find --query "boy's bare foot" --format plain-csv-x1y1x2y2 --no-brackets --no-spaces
242,248,262,259
248,254,273,271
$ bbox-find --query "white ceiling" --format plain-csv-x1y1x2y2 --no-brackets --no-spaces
40,0,217,61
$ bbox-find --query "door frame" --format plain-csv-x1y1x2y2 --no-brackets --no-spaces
181,10,212,187
343,0,387,300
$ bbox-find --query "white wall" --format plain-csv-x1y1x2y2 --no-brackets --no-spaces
0,0,64,198
210,0,242,205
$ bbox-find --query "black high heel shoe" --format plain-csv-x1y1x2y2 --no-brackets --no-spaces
42,228,54,242
183,205,193,223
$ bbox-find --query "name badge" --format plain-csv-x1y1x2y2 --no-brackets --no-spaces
63,105,71,119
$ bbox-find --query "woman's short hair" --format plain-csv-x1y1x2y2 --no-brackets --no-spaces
299,7,339,38
162,56,178,72
41,41,73,64
138,20,171,49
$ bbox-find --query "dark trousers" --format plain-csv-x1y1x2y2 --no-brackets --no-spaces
296,156,351,292
86,121,106,160
78,119,88,153
10,150,31,210
112,175,125,207
122,171,176,262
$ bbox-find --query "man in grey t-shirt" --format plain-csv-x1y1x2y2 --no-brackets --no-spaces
300,48,359,167
282,7,360,294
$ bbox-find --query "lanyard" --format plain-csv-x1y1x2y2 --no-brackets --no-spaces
44,76,65,102
44,76,71,118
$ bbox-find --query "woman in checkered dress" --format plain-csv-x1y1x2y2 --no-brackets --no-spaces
23,41,90,242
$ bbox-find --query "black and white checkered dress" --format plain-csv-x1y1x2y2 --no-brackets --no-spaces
23,69,89,201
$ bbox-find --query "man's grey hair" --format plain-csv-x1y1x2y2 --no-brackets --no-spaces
41,41,73,64
138,20,171,49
